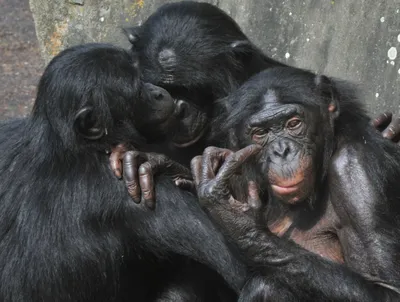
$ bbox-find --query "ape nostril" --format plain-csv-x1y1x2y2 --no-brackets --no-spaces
273,145,290,158
283,148,290,157
154,92,164,101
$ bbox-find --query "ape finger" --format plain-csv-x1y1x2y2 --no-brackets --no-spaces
109,144,129,179
138,162,156,210
202,147,233,182
381,117,400,143
215,145,261,187
247,181,262,210
175,179,196,193
123,151,146,203
191,156,203,187
371,112,392,130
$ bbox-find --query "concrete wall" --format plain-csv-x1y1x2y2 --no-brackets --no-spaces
29,0,400,115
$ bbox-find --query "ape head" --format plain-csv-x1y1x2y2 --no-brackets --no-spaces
125,1,254,97
219,67,353,205
31,43,178,152
124,1,283,148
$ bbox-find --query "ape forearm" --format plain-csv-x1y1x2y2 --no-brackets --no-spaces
131,177,248,293
237,229,400,301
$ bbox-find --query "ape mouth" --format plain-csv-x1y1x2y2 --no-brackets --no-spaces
270,181,303,196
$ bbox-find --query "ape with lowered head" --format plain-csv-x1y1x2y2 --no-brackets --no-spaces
192,67,400,301
116,1,400,206
0,43,247,301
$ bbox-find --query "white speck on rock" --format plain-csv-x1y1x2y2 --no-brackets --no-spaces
380,17,385,22
388,47,397,60
390,61,395,66
306,38,310,42
100,17,105,22
375,93,379,98
289,12,292,16
285,52,291,59
398,34,400,43
398,68,400,74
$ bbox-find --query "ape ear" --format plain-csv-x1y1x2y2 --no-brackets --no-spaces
314,75,340,119
74,107,106,140
122,26,141,46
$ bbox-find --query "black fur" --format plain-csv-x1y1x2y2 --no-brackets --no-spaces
212,67,400,301
0,43,246,301
124,1,286,165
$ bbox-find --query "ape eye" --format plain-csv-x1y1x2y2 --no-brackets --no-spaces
286,118,302,130
251,128,268,141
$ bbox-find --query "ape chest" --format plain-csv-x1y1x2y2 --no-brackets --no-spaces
268,216,344,264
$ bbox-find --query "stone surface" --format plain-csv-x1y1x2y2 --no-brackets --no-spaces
0,0,43,119
29,0,400,115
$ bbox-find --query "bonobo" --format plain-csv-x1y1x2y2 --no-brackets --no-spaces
116,1,400,205
192,67,400,301
123,1,286,161
0,43,246,301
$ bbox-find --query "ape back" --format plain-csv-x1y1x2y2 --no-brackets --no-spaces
0,44,154,301
0,43,246,301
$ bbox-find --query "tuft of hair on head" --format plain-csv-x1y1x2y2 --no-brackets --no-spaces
31,43,144,154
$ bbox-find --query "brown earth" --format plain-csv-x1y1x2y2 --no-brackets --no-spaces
0,0,43,119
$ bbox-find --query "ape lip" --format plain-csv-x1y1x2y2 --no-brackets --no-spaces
270,180,303,195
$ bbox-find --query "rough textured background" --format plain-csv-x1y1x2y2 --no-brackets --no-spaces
28,0,400,115
0,0,43,118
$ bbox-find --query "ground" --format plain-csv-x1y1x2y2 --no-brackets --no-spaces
0,0,43,119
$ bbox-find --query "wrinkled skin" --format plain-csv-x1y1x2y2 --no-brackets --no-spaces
111,110,400,208
190,67,400,301
116,1,400,207
110,144,194,209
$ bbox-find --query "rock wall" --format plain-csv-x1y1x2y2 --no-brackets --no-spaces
29,0,400,114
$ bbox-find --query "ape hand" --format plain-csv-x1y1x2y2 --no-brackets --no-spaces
190,145,263,236
109,144,193,209
372,112,400,143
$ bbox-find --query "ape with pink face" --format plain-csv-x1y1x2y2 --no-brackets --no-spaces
217,67,341,207
246,89,324,205
192,66,400,301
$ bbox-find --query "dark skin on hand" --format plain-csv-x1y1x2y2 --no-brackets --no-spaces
189,67,400,301
110,112,400,208
115,0,400,207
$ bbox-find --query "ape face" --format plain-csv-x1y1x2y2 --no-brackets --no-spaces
220,67,339,204
33,43,178,148
124,1,262,147
246,93,321,204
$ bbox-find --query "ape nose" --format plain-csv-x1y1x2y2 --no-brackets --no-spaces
144,83,169,102
272,141,290,159
158,48,176,69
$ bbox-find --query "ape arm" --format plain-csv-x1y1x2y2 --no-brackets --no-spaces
192,146,400,301
126,176,247,293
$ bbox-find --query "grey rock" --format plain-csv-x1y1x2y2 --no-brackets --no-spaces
29,0,400,114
